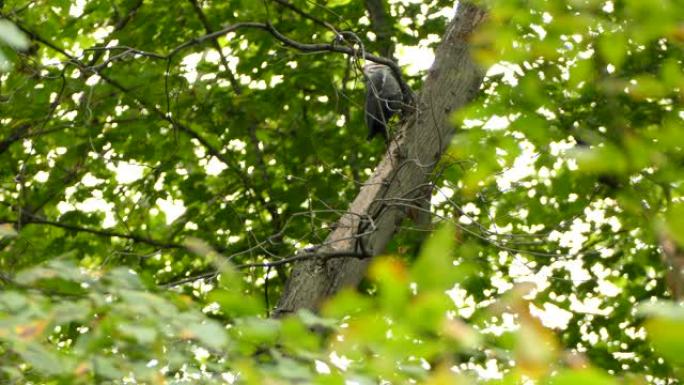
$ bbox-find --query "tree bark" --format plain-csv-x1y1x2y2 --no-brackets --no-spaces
275,2,487,315
660,234,684,301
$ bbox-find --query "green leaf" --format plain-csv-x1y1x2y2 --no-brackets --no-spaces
0,20,29,50
0,366,22,381
546,368,619,385
297,309,338,329
628,76,667,100
15,260,87,295
327,0,351,6
0,50,9,72
93,355,124,380
368,257,410,313
406,292,453,333
280,317,321,352
119,290,176,316
568,59,594,88
185,320,228,350
15,343,66,376
106,268,144,290
53,300,91,324
0,291,27,311
641,302,684,366
15,260,85,285
234,317,280,346
274,357,312,380
665,203,684,247
207,288,264,317
411,223,459,291
571,145,628,175
598,32,627,69
639,301,684,319
321,289,373,319
118,322,158,344
0,224,17,238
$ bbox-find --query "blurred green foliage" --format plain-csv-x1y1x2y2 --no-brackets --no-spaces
0,18,29,71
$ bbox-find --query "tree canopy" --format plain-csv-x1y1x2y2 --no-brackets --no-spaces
1,0,684,384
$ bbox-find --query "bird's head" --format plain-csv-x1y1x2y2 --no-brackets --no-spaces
363,62,390,75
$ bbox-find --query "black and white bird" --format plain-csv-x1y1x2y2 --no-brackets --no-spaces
363,63,403,141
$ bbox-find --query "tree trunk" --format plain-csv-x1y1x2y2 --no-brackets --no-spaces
660,234,684,301
275,2,487,315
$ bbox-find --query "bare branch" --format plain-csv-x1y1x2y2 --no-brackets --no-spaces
0,217,185,250
162,250,369,288
269,0,340,35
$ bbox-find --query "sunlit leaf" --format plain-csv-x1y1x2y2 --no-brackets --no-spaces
118,322,158,344
184,320,228,350
598,32,627,69
368,256,410,312
327,0,351,6
0,224,17,238
0,20,29,50
15,343,66,376
546,368,619,385
641,302,684,366
93,356,124,380
665,203,684,247
411,223,459,292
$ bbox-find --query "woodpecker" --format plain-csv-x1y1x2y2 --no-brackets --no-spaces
363,63,402,141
